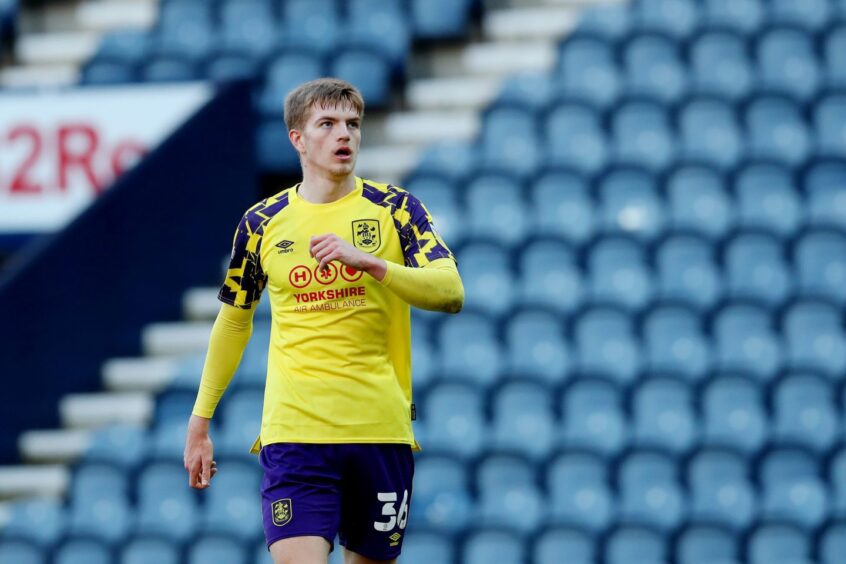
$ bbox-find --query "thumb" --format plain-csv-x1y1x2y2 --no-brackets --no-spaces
201,457,211,487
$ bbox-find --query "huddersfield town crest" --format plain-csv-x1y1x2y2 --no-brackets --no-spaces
352,220,381,252
272,498,292,527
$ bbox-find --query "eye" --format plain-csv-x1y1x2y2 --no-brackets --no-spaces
349,121,360,129
320,121,332,128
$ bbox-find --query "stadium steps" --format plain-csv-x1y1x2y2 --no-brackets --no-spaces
102,356,183,393
358,0,590,179
18,429,91,463
16,31,99,66
59,392,153,429
142,321,213,357
0,465,68,501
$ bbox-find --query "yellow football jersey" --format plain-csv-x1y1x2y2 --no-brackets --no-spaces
218,177,454,452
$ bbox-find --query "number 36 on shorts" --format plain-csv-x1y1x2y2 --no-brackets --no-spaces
373,490,409,532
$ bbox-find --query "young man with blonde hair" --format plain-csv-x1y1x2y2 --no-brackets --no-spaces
184,78,464,564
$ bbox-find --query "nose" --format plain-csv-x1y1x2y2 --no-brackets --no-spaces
337,124,351,140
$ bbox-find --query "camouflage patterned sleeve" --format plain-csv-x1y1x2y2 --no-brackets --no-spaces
217,209,268,309
396,192,456,268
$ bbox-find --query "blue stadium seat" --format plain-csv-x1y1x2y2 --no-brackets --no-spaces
623,33,687,102
577,4,631,41
465,172,530,246
0,539,45,564
782,299,846,377
642,303,711,381
825,26,846,88
414,141,478,180
713,302,783,381
187,535,247,564
54,539,111,564
723,231,793,306
346,0,411,66
517,237,585,314
679,97,744,170
747,522,811,564
219,388,263,457
422,382,485,457
438,311,503,386
68,463,131,542
769,0,831,31
330,46,391,108
632,377,698,453
675,522,739,564
136,461,199,542
556,35,622,109
404,174,464,247
605,524,667,564
773,372,839,452
491,379,556,458
611,100,676,171
666,164,734,239
545,100,609,175
480,103,542,177
258,49,324,117
702,0,764,34
119,537,180,564
410,0,472,39
476,454,545,532
530,169,595,244
533,526,595,564
219,0,278,57
634,0,698,39
411,320,436,391
204,50,260,83
805,160,846,228
2,498,65,548
154,1,214,61
588,235,654,310
687,447,756,530
141,57,199,82
95,29,150,63
150,417,192,460
598,166,665,240
689,29,753,101
702,375,768,454
746,95,811,166
546,450,614,531
794,228,846,303
461,528,526,564
759,446,829,528
505,309,569,383
575,306,642,384
455,241,515,317
618,449,685,530
280,0,339,55
820,521,846,564
202,460,262,539
84,424,147,469
734,162,802,236
81,59,137,85
401,530,455,564
410,455,472,532
496,72,555,110
655,233,723,309
832,447,846,517
814,93,846,158
560,377,627,456
756,27,821,101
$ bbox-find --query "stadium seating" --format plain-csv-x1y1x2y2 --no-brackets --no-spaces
12,0,846,561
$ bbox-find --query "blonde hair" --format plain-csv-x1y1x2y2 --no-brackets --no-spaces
284,78,365,131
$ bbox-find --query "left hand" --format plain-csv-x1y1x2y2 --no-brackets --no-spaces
310,233,375,274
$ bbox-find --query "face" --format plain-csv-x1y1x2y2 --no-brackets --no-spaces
290,101,361,179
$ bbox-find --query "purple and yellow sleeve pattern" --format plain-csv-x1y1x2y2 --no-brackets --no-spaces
218,192,290,308
362,182,455,268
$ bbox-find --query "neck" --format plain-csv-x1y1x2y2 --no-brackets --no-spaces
298,170,357,204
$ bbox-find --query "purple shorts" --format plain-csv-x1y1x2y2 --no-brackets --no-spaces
259,442,415,560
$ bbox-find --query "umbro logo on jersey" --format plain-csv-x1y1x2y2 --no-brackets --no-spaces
276,240,295,254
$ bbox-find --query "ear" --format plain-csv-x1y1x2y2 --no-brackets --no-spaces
289,128,305,154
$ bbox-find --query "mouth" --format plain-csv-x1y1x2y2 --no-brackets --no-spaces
334,147,353,160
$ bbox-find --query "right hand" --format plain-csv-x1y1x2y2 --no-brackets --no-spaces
184,414,218,489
